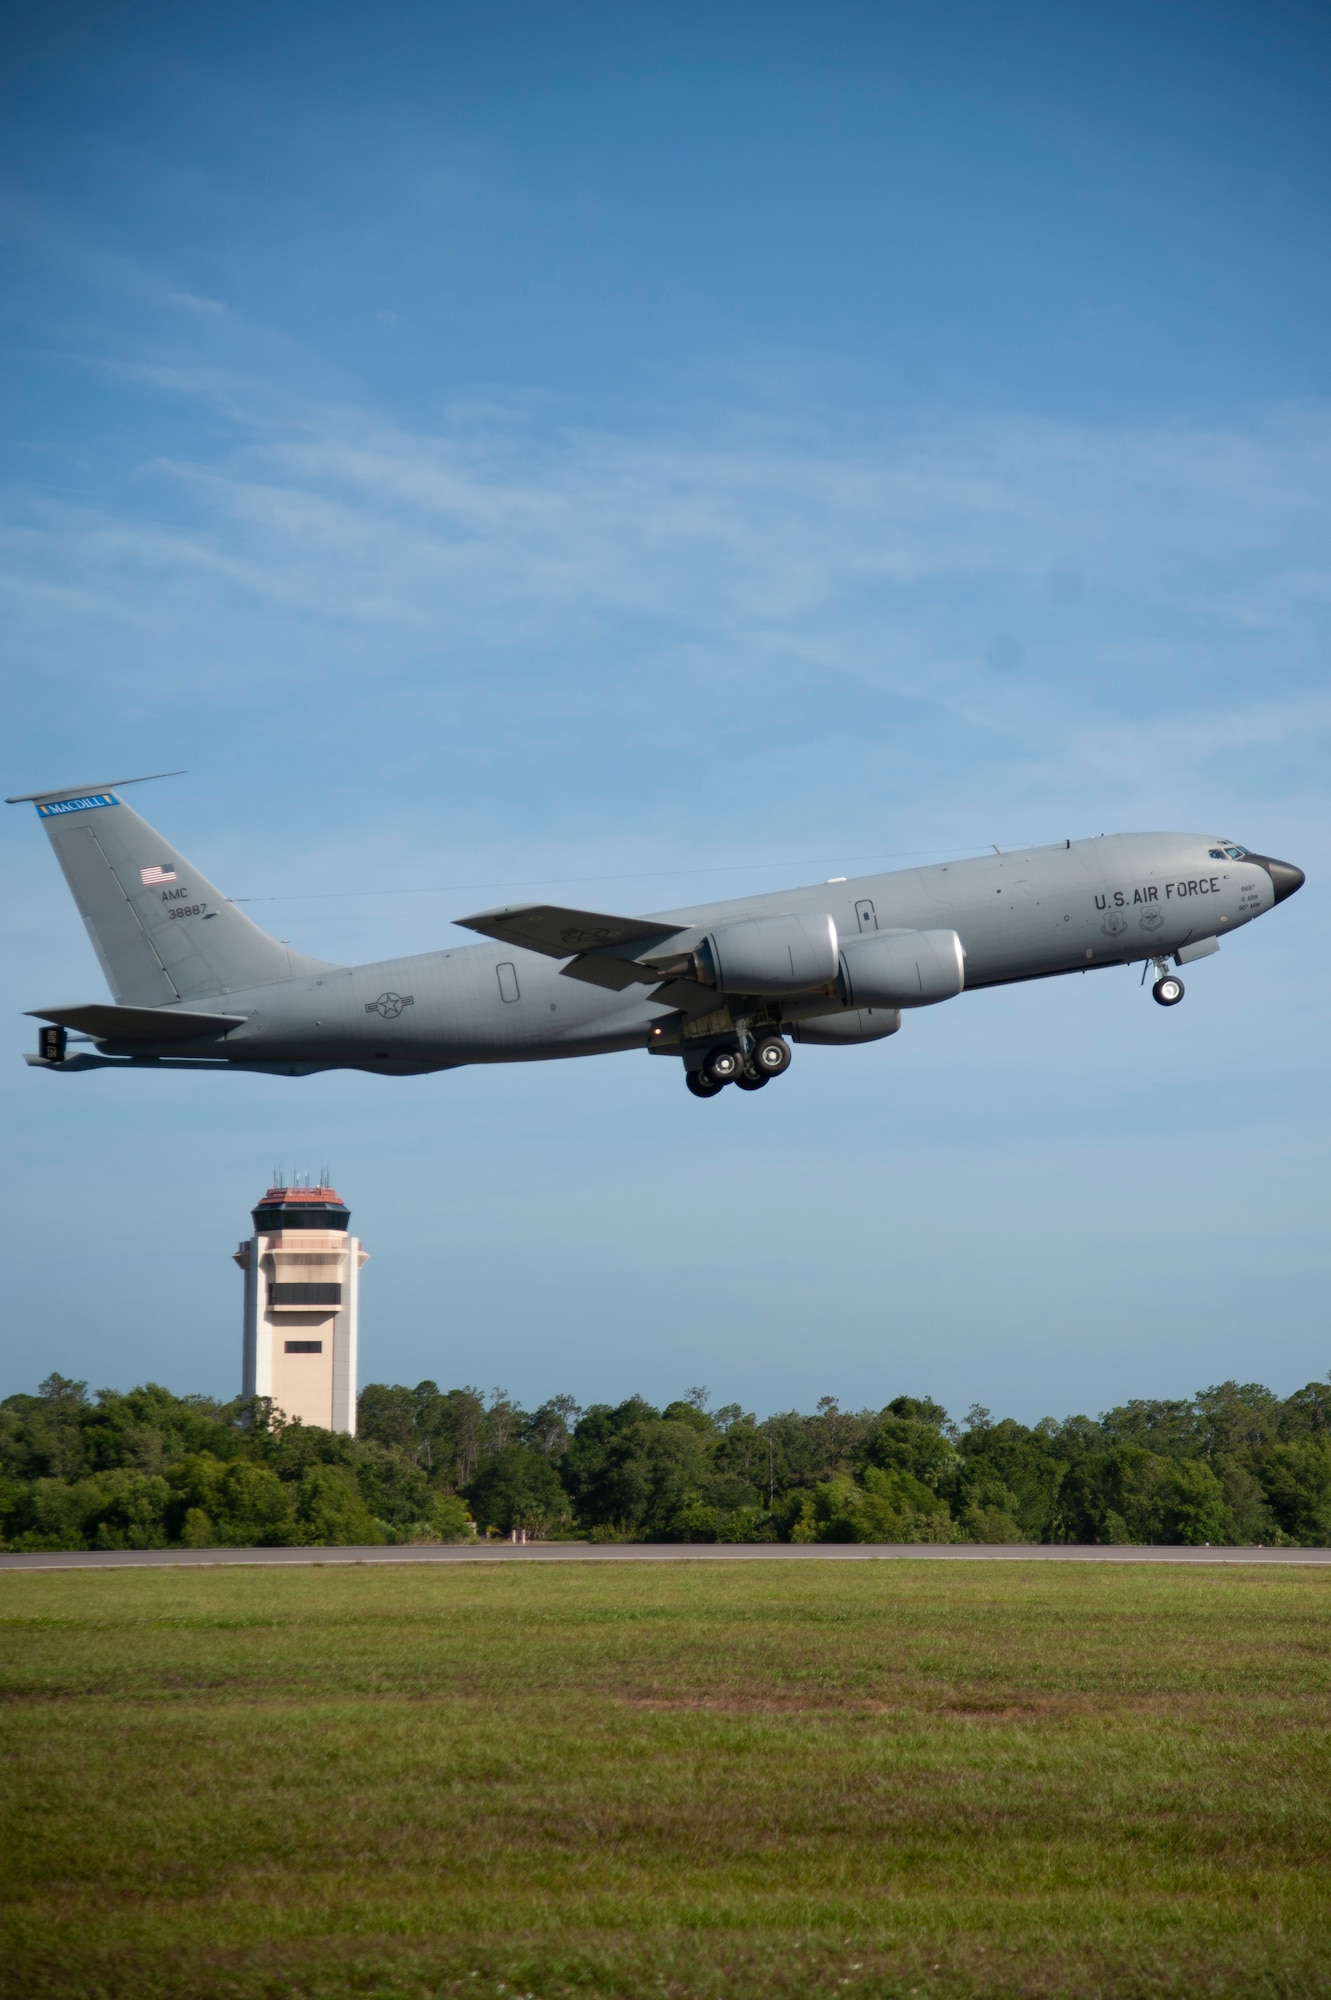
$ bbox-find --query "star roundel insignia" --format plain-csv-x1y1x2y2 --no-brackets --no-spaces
374,991,405,1019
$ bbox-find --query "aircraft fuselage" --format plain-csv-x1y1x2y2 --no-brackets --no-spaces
37,828,1299,1078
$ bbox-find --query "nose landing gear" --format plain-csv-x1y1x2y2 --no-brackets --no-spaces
1149,958,1185,1006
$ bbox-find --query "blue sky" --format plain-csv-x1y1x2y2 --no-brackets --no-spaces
2,0,1328,1424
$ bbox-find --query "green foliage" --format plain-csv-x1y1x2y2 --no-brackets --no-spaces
781,1467,958,1544
292,1465,385,1545
561,1398,769,1541
357,1379,528,1485
426,1494,474,1541
465,1444,570,1536
1060,1445,1233,1545
5,1368,1331,1549
166,1455,296,1546
7,1469,172,1552
1252,1437,1331,1544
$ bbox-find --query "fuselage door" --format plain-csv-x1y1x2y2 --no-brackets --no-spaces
854,899,877,933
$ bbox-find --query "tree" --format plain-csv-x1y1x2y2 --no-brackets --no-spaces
781,1467,956,1545
1192,1381,1281,1459
865,1407,958,1490
1278,1381,1331,1441
357,1384,421,1455
294,1466,385,1545
465,1445,570,1537
521,1396,582,1460
951,1418,1064,1540
7,1369,1331,1552
1060,1446,1233,1545
350,1440,431,1527
1252,1438,1331,1544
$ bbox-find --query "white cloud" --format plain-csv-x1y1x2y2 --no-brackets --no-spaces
167,292,226,315
3,372,1329,842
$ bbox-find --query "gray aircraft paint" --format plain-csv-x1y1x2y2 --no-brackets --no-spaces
7,781,1304,1081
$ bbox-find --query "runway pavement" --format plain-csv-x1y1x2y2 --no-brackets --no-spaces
2,1541,1328,1571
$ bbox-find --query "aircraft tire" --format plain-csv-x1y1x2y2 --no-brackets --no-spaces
704,1046,745,1085
1152,975,1185,1006
685,1068,725,1098
752,1034,792,1075
734,1068,770,1091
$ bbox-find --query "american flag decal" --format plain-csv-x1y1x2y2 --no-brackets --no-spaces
140,864,178,886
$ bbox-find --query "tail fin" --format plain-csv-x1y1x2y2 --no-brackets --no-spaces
9,779,335,1004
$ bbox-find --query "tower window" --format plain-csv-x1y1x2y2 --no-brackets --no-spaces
270,1282,342,1306
284,1340,323,1354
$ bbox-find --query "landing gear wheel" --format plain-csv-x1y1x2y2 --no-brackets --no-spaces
704,1046,745,1085
734,1068,770,1091
1152,975,1185,1007
751,1035,792,1076
685,1068,724,1098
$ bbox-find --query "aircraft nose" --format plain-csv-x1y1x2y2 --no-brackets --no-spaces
1252,854,1305,904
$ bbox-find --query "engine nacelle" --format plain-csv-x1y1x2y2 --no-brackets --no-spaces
791,1007,901,1045
839,928,965,1008
701,912,839,996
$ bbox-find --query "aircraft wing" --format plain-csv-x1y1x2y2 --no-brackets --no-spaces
454,903,687,960
28,1003,248,1042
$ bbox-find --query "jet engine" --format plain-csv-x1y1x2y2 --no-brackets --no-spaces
697,912,840,996
838,928,965,1008
791,1007,901,1045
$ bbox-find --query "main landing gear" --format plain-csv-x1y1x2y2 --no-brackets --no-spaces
685,1034,792,1098
685,1068,725,1098
1148,957,1185,1007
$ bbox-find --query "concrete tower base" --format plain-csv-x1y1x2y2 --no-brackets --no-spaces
234,1184,367,1433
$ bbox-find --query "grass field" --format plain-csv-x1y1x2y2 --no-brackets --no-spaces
3,1562,1331,1999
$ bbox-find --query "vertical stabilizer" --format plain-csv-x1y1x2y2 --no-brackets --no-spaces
9,782,335,1004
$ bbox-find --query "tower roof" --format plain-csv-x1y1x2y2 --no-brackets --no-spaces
252,1186,350,1233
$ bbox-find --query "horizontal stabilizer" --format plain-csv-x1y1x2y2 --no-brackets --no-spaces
5,771,185,805
28,1003,247,1042
455,902,685,960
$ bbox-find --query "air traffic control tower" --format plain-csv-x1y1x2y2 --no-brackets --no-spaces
234,1184,367,1433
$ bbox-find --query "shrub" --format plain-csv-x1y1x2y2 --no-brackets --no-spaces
294,1466,386,1545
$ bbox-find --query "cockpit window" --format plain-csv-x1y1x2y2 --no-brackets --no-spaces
1208,843,1248,861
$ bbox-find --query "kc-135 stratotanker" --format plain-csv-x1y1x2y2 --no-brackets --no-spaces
8,776,1305,1097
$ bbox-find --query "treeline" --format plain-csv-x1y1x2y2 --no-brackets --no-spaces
3,1372,1331,1552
